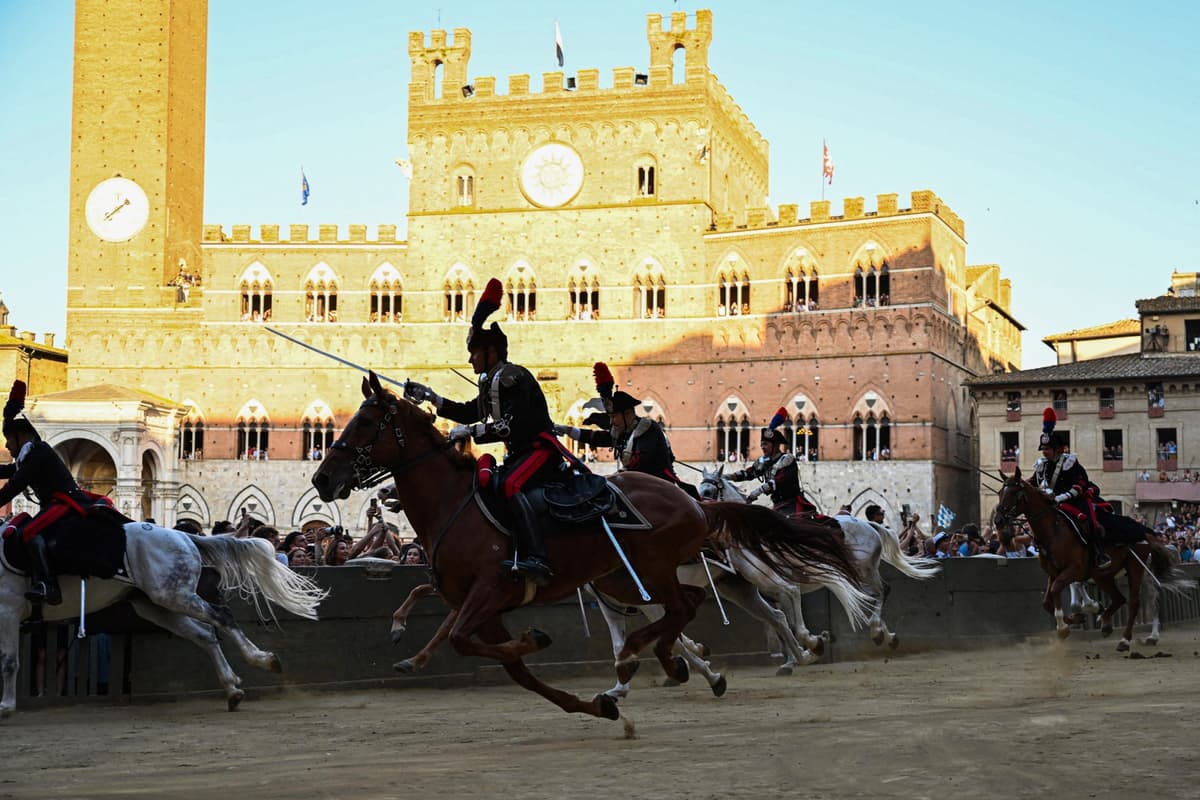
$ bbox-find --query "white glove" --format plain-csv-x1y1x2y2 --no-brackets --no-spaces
746,487,763,503
1054,492,1072,504
1042,487,1055,497
448,423,485,442
764,480,776,493
404,381,441,407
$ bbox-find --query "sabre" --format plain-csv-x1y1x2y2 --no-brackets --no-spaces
265,326,408,389
576,588,592,637
700,555,730,625
77,578,87,639
601,517,651,602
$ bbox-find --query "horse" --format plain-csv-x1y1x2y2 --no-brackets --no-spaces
0,521,327,717
698,466,940,662
313,372,865,722
992,467,1189,650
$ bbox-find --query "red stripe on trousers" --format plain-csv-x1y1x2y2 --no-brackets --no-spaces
502,445,554,498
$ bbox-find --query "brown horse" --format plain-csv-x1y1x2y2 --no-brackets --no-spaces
313,372,864,721
992,467,1187,650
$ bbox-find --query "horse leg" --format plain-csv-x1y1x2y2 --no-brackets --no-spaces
0,609,20,719
394,609,458,675
861,564,896,648
146,590,282,675
618,578,698,685
637,604,726,697
780,587,826,654
590,589,639,698
475,616,619,720
1117,564,1144,653
391,583,437,645
130,599,245,711
445,584,551,664
718,579,815,675
1046,569,1085,639
1092,572,1126,641
1142,581,1161,646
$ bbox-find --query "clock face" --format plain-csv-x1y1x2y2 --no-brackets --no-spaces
519,143,584,208
85,177,150,242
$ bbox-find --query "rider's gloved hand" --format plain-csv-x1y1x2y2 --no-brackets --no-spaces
448,423,485,442
552,424,582,439
746,486,763,503
404,381,441,408
1042,487,1055,497
764,480,776,493
1054,492,1072,504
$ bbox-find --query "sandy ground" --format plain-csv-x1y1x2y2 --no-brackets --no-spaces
6,624,1200,800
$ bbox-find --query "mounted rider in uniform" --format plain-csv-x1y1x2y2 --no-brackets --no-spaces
403,278,565,586
555,362,701,501
1031,408,1110,569
0,381,97,606
728,408,819,518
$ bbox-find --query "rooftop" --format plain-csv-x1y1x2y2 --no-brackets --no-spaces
967,353,1200,388
32,384,185,408
1041,318,1140,345
1136,295,1200,314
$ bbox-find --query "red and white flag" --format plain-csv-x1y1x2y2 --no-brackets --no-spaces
822,140,834,185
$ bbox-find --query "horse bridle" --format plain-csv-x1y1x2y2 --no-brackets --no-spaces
993,478,1053,529
329,397,451,491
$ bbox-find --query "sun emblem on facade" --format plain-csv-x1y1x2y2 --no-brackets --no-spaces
520,143,584,207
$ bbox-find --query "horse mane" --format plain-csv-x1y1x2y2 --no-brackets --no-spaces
380,388,478,473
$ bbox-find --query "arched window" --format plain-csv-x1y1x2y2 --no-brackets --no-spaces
567,265,601,321
854,267,865,308
878,264,890,307
238,262,273,322
369,263,403,323
791,412,820,462
236,400,271,461
717,256,750,316
505,263,537,322
852,409,890,461
635,156,657,198
303,263,339,323
633,261,667,319
715,398,750,462
783,249,820,312
179,402,204,461
443,265,475,322
454,166,476,207
301,401,336,460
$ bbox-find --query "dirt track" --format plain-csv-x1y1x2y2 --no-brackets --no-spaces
6,623,1200,800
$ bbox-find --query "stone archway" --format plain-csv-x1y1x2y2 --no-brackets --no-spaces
56,438,117,498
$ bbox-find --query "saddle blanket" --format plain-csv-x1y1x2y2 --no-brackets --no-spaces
2,512,131,582
476,480,652,538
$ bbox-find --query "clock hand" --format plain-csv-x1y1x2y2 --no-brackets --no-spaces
103,198,131,221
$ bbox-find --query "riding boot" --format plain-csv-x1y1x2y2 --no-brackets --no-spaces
501,493,553,587
24,535,62,606
1091,527,1111,570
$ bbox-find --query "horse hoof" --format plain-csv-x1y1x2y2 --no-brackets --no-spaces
227,689,244,712
616,658,640,684
671,655,690,684
662,676,680,688
390,628,406,645
267,654,282,674
711,675,728,697
604,687,628,700
810,638,826,657
393,659,415,674
775,664,794,677
1100,624,1113,638
1143,636,1160,646
871,632,885,646
529,628,553,651
1116,640,1130,653
1056,627,1071,640
594,693,621,721
888,635,900,651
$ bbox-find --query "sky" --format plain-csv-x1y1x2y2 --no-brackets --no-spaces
0,0,1197,369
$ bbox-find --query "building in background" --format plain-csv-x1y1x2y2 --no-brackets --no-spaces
970,271,1200,525
39,1,1021,533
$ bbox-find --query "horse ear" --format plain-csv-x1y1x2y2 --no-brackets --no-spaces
717,463,725,477
1013,466,1022,480
361,375,371,398
368,370,384,397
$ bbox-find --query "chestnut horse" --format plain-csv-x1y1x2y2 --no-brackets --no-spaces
313,373,864,722
992,467,1188,650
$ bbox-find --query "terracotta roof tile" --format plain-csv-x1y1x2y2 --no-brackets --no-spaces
967,353,1200,388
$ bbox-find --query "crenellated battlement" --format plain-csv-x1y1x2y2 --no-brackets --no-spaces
717,190,966,239
202,223,405,246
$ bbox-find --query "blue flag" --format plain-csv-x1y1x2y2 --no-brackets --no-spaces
936,503,956,531
301,171,310,206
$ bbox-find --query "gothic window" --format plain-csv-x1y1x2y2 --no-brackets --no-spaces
783,249,819,312
301,401,336,460
238,262,273,322
717,271,750,316
715,398,750,462
854,259,888,308
791,413,820,462
878,264,890,306
636,162,656,198
568,271,601,320
236,401,271,460
633,262,667,319
178,403,204,461
303,263,339,323
505,265,537,322
853,411,890,461
443,266,475,323
369,263,403,323
454,168,475,207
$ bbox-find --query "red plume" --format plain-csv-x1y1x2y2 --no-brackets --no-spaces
3,380,26,421
593,362,615,400
480,278,503,307
1042,408,1056,424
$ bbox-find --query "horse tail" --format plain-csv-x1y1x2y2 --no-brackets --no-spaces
191,535,328,620
703,502,873,630
1145,538,1193,595
868,521,941,580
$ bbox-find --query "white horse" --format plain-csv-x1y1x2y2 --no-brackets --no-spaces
698,466,941,661
1,521,328,717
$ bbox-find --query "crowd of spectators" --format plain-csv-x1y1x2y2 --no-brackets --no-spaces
898,515,1037,560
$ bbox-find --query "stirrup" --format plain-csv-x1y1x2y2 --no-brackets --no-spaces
25,582,62,606
502,557,553,587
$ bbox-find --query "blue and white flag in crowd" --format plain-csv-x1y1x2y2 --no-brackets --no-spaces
301,170,310,206
936,503,956,530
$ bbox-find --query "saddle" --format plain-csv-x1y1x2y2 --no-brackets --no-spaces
475,468,651,538
2,505,131,581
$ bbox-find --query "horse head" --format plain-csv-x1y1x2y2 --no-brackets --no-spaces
992,466,1030,533
312,371,427,502
698,465,722,500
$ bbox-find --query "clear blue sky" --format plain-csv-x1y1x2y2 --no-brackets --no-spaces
1,0,1197,368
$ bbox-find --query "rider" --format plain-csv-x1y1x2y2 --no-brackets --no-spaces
728,408,819,518
403,278,563,586
0,380,93,606
1032,408,1110,569
555,362,701,501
